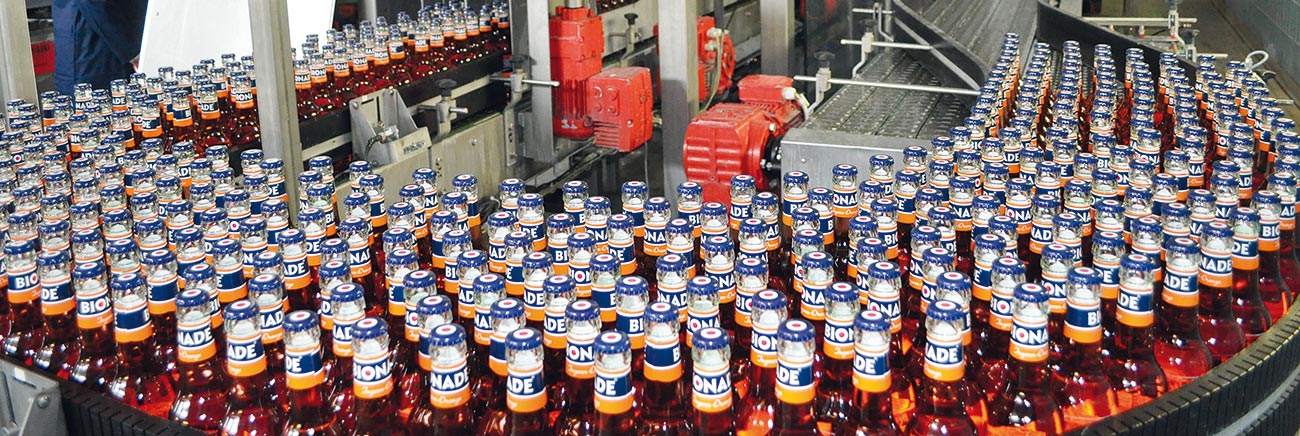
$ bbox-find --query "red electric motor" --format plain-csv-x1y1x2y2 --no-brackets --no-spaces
587,67,654,152
682,75,805,204
550,4,604,140
696,16,735,101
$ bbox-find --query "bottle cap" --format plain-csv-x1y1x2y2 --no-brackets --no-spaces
566,300,600,322
491,298,525,320
855,310,890,332
506,327,542,351
688,277,717,296
1014,283,1049,303
925,300,964,322
752,289,787,311
224,300,258,323
691,327,730,351
778,319,816,342
595,331,631,355
351,317,389,341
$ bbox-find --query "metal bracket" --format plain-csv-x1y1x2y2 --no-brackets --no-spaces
349,88,432,167
0,360,65,436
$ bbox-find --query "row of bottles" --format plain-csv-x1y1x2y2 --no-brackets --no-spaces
13,0,511,169
296,1,513,119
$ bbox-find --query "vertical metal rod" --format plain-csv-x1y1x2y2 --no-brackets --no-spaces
0,0,36,111
249,0,305,215
760,0,794,76
659,0,699,196
360,0,379,23
519,0,556,162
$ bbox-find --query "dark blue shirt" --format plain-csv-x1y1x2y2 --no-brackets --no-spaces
53,0,148,95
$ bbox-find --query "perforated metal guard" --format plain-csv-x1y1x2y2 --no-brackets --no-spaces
803,48,968,139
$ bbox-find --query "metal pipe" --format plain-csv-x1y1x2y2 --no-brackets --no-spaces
792,75,982,96
852,7,892,14
1082,16,1197,25
490,76,561,87
839,39,931,50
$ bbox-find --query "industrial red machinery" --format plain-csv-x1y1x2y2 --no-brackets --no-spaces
682,74,805,203
586,67,654,152
550,2,605,139
696,16,735,100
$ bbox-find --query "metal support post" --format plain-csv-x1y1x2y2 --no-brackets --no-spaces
660,0,700,196
249,0,305,215
516,0,557,163
760,0,794,76
0,0,36,110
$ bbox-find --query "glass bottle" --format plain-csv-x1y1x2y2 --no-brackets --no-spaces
554,299,600,435
221,299,283,434
36,249,78,378
986,283,1063,434
1230,207,1271,343
1054,267,1117,429
170,288,224,429
594,330,637,435
108,273,176,418
4,240,44,364
281,310,336,435
642,301,691,435
736,289,787,435
851,310,900,436
71,262,116,392
904,300,978,436
691,327,736,436
1154,237,1213,390
1106,254,1168,411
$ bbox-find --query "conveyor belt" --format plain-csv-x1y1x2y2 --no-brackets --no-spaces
802,48,968,139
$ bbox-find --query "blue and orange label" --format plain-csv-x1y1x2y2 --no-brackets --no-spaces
1163,267,1199,308
284,251,311,289
706,266,737,304
429,355,470,409
853,340,890,393
8,264,37,304
286,341,326,390
259,301,286,343
616,308,646,350
348,241,372,277
177,319,217,363
1064,299,1103,344
643,223,667,257
691,364,733,413
750,325,779,368
566,334,596,379
1010,317,1049,363
595,364,634,414
147,273,178,315
923,335,964,382
113,298,152,343
1117,282,1154,328
1200,249,1232,289
353,352,394,399
824,318,854,360
76,286,113,329
776,354,816,405
226,333,267,377
506,364,546,413
645,335,681,382
40,275,74,316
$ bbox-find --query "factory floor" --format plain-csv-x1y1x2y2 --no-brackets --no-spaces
1093,0,1300,120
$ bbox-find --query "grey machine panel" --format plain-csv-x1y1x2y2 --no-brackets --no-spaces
779,127,930,188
